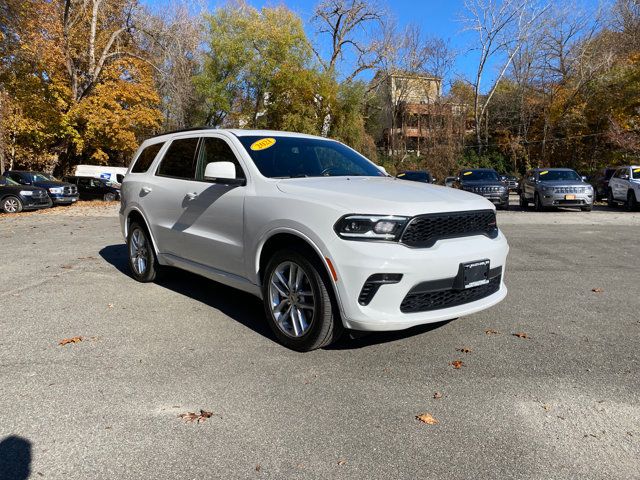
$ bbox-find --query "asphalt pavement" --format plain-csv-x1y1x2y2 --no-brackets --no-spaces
1,201,638,479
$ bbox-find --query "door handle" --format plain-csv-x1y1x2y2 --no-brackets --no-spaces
141,186,152,194
185,192,198,201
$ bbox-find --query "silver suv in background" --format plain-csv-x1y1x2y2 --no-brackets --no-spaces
519,168,594,211
607,165,640,210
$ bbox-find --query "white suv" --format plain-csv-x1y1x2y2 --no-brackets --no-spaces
607,165,640,210
120,129,509,351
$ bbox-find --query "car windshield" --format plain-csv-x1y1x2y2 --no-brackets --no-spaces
538,170,581,181
31,172,57,182
632,168,640,180
237,136,385,179
461,170,500,181
1,177,20,186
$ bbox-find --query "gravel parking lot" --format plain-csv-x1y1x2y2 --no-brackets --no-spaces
1,199,639,479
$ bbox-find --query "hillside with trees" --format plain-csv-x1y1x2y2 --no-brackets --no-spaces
1,0,639,178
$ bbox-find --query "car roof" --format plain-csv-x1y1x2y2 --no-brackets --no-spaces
461,168,497,171
145,128,331,143
532,168,575,171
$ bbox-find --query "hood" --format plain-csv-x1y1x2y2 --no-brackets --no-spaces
276,176,494,216
32,180,71,188
0,184,46,193
460,180,506,187
538,180,588,187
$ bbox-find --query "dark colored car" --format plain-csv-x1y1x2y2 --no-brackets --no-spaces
0,176,52,213
500,174,519,192
452,168,510,209
591,167,617,201
2,170,79,205
64,176,120,201
396,170,436,184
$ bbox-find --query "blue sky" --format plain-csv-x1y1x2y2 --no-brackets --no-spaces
143,0,608,91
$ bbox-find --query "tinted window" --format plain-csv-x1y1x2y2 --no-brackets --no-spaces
132,142,164,174
538,170,581,181
196,137,245,181
156,138,199,179
78,178,91,187
237,136,384,178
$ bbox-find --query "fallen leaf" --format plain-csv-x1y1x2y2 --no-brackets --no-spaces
433,392,442,399
416,413,439,425
457,347,472,353
591,288,604,293
512,332,529,339
542,404,551,411
255,465,261,472
178,409,215,423
58,336,83,346
60,264,73,269
485,329,500,335
450,360,464,369
107,304,114,309
337,459,347,466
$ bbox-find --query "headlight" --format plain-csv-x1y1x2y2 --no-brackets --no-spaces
20,190,34,196
49,187,63,194
335,215,409,241
541,185,553,192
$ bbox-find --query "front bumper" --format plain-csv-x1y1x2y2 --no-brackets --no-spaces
540,192,593,207
22,196,53,210
329,232,509,331
50,194,79,204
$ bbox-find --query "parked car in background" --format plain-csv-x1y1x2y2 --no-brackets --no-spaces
64,175,120,201
396,170,436,184
74,165,127,186
0,176,52,213
452,168,510,210
591,167,617,201
120,129,509,351
500,174,519,192
519,168,594,211
2,171,79,205
607,165,640,210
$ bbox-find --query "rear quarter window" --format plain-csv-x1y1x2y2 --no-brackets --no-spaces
131,142,165,173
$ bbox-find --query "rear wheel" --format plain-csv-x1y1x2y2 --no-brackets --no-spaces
1,196,23,214
626,190,638,211
519,194,528,210
104,192,116,202
263,250,342,351
127,222,160,282
534,193,544,212
581,204,592,212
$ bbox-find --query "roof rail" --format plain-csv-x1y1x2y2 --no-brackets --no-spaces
156,126,217,136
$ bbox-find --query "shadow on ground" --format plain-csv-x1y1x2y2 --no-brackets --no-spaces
0,436,31,480
99,243,449,350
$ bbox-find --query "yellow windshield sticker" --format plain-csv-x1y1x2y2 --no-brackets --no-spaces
634,168,640,173
463,171,473,176
250,138,276,151
540,170,549,175
397,173,406,177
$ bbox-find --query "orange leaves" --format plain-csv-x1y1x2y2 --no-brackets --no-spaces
485,329,500,335
178,410,215,423
450,360,464,369
58,336,83,345
416,413,439,425
592,288,604,293
512,332,530,339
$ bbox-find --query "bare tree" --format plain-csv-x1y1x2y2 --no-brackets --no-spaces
463,0,550,153
312,0,386,81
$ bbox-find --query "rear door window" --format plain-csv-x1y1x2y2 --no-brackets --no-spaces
156,138,199,180
131,142,165,174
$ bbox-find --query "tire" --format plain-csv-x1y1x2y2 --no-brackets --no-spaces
1,196,23,214
534,193,544,212
262,249,343,351
104,193,116,202
607,189,616,208
581,204,592,212
501,201,509,211
127,222,160,282
519,194,528,210
626,190,638,211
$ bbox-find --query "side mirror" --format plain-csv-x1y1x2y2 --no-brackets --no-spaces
204,161,245,185
581,176,588,182
432,177,437,184
621,174,629,180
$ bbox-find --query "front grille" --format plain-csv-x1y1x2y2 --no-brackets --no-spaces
465,186,506,194
400,210,498,248
400,275,502,313
553,186,585,194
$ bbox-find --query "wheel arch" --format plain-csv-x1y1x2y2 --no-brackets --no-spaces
125,208,160,255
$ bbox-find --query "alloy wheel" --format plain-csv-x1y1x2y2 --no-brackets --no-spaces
3,198,19,213
268,261,316,338
129,228,148,275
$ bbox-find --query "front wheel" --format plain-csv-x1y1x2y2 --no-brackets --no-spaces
1,196,23,213
534,193,544,212
127,222,160,282
626,191,638,211
263,250,343,351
